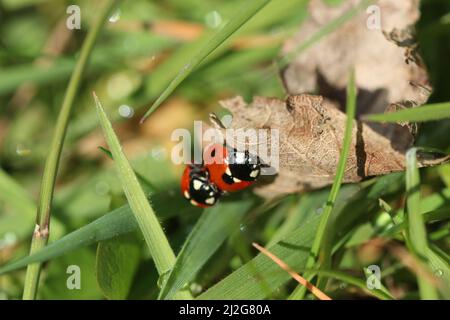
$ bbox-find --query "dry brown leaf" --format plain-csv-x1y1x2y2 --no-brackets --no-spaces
219,94,449,198
281,0,431,143
220,94,410,197
206,0,450,199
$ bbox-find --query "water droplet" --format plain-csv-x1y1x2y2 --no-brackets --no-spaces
151,146,167,162
157,269,171,289
239,224,246,232
95,181,110,196
118,104,134,118
434,269,443,278
205,11,222,29
339,282,347,290
189,283,203,294
109,9,121,23
16,143,31,157
316,206,324,215
182,63,191,72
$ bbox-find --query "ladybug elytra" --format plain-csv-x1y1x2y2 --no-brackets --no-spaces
203,144,262,192
180,164,222,208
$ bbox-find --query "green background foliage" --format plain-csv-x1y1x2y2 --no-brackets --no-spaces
0,0,449,300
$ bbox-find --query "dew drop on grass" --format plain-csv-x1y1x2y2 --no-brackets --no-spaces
339,282,347,290
239,224,246,232
189,283,203,294
109,9,121,23
434,269,443,278
118,105,134,118
205,11,222,29
316,206,324,215
16,143,31,157
157,269,171,289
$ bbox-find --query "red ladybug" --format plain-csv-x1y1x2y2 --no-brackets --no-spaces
181,164,222,208
204,144,261,192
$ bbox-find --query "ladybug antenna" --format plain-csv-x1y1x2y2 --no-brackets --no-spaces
209,113,227,130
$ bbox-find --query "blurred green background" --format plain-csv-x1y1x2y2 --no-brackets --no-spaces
0,0,449,300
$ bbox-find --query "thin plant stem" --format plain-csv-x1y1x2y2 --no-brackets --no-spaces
289,70,357,299
22,0,118,300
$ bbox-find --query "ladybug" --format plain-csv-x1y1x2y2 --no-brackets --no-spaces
181,164,222,208
204,143,262,192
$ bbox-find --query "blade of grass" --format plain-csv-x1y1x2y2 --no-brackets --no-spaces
93,93,191,300
0,169,36,239
252,243,332,300
158,199,255,300
427,245,450,299
198,174,402,299
364,102,450,123
140,0,272,122
197,213,322,300
22,0,118,300
405,148,439,299
97,146,157,192
289,69,357,299
0,204,136,276
0,191,195,276
311,269,393,300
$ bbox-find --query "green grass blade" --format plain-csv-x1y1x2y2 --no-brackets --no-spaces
0,169,36,239
380,208,450,237
289,70,357,299
140,0,272,122
197,213,322,300
93,93,191,299
96,233,141,300
159,199,255,300
22,0,118,300
427,245,450,299
198,175,402,300
0,204,137,276
0,191,195,276
405,148,439,299
298,269,393,300
364,102,450,123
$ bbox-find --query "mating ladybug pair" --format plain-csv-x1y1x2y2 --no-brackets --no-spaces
181,144,262,208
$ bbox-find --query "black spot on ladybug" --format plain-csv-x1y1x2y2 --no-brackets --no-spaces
227,148,262,181
188,171,221,207
221,173,235,185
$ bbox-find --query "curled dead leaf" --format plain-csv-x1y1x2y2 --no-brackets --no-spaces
202,0,450,199
201,0,449,199
281,0,432,147
218,94,449,199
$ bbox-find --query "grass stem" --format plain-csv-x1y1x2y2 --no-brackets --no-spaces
289,70,357,299
22,0,118,300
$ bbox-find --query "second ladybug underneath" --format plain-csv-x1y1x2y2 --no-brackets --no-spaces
181,144,263,208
